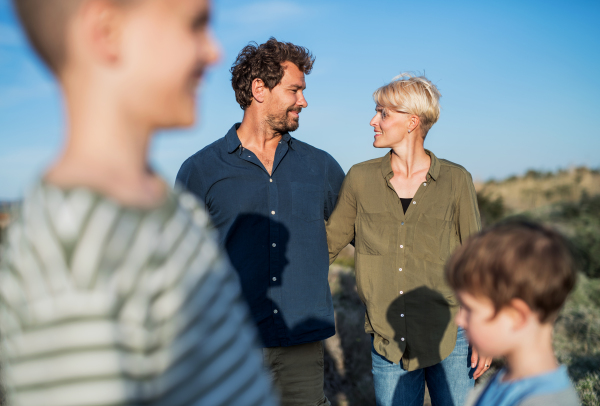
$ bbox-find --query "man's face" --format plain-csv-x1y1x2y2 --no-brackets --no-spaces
263,61,307,133
119,0,219,128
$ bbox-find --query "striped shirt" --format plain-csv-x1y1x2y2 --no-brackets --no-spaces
0,182,276,406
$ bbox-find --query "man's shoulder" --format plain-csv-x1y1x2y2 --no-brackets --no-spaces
290,137,337,162
184,136,228,164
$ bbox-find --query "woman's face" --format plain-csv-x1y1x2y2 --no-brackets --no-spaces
370,106,411,149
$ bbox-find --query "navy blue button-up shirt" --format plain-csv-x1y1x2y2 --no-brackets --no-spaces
176,124,345,347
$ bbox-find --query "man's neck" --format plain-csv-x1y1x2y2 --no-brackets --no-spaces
45,86,166,208
236,111,283,152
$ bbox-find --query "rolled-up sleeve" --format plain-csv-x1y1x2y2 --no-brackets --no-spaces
456,170,482,242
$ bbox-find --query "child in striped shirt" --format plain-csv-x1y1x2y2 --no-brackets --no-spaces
1,1,276,405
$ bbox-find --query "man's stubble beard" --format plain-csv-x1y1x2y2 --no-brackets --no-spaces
266,109,300,134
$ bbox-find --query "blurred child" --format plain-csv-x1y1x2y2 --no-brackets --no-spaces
1,0,275,405
445,220,580,406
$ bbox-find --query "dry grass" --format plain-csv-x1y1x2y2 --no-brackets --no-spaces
476,167,600,213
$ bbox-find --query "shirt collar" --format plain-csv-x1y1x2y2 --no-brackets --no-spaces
380,149,441,181
226,123,243,153
226,123,294,154
425,149,440,181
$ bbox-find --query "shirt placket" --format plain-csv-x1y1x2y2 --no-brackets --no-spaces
389,172,433,358
392,177,408,352
401,174,432,367
268,173,286,340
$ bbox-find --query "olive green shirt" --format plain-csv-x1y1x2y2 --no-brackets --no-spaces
326,150,481,371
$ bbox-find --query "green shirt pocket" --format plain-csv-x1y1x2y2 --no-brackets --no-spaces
356,212,390,255
414,213,457,264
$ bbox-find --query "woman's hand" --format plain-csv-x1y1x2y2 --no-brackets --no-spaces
471,346,493,379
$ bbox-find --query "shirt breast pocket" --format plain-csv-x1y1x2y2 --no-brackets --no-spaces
414,213,457,264
291,183,323,222
356,213,390,255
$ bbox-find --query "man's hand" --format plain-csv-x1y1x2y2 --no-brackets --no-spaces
471,346,493,380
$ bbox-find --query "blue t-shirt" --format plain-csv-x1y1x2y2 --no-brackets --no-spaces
475,366,574,406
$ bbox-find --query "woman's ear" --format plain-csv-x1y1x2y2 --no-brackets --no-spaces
252,78,266,104
408,114,421,133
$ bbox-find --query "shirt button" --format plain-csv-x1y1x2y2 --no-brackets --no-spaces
401,337,405,341
270,179,273,183
271,211,276,215
423,183,427,186
401,222,404,226
412,201,416,204
400,245,404,248
399,268,402,271
400,291,404,294
272,277,277,281
401,314,405,317
273,309,278,314
272,243,276,247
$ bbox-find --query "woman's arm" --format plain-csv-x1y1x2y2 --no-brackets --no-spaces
457,170,482,242
326,168,357,264
456,169,492,378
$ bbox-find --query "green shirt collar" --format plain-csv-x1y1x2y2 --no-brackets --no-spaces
380,149,441,182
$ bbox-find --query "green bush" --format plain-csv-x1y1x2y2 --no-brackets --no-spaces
552,193,600,279
477,193,505,228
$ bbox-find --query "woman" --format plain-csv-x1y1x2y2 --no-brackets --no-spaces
326,73,492,406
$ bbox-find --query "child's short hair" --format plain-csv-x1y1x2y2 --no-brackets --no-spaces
445,219,576,323
12,0,134,74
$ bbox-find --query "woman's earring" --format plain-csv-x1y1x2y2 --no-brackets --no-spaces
408,129,411,133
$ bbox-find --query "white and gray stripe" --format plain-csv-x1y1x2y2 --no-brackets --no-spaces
0,183,276,406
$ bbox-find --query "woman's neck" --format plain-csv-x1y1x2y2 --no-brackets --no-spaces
390,134,430,178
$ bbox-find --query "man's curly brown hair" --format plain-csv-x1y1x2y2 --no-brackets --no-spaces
230,37,315,110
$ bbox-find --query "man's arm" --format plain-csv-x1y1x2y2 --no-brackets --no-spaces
176,157,206,202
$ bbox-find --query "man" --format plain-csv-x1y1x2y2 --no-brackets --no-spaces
177,38,345,406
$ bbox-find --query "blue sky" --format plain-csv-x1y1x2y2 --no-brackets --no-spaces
1,0,599,200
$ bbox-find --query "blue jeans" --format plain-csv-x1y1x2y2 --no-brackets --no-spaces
371,327,474,406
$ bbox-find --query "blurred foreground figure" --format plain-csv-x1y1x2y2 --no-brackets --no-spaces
446,220,580,406
0,1,276,405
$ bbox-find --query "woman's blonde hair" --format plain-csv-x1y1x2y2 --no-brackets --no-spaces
373,73,441,135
